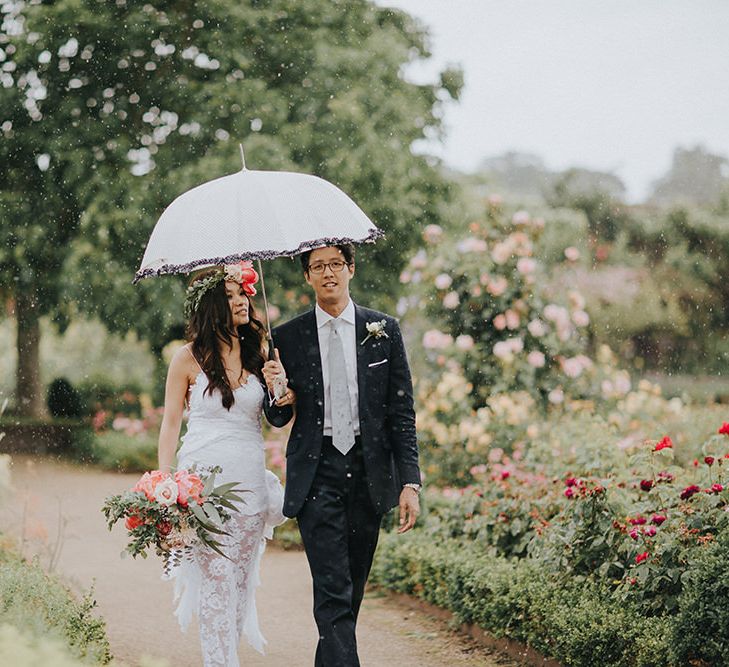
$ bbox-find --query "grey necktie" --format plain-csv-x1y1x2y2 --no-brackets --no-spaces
329,319,355,455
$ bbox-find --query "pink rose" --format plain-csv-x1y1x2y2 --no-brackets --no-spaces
493,314,507,330
650,514,666,526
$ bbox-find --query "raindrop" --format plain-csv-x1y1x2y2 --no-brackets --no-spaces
250,118,262,132
38,50,51,64
193,19,204,29
215,128,229,141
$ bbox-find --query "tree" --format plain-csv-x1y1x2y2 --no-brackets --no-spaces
0,0,461,415
650,145,729,208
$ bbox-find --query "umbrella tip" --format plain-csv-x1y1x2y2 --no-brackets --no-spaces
239,144,246,171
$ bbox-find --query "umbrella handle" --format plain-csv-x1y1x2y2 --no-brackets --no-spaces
257,259,276,361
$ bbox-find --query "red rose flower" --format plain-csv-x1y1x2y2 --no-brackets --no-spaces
643,526,657,537
629,528,639,540
654,436,673,452
719,422,729,436
640,479,654,492
705,456,715,466
565,477,578,487
680,484,701,500
125,514,144,531
711,483,724,494
629,516,647,526
651,514,666,526
501,470,511,480
156,520,172,536
564,487,575,498
635,551,650,564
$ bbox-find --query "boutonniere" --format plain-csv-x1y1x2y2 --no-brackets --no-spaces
361,319,389,346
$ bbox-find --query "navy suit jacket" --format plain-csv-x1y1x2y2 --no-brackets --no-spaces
268,303,420,518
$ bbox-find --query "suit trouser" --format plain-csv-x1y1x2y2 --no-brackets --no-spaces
297,437,383,667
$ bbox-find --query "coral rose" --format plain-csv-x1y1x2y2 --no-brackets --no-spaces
175,470,204,506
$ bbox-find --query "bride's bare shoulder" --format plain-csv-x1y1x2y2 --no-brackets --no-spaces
169,343,202,380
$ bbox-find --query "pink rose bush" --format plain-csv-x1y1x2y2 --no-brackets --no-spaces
102,466,245,567
401,201,631,412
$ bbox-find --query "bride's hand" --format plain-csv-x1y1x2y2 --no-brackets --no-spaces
275,387,296,407
263,348,285,392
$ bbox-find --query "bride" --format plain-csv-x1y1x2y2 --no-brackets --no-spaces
157,262,294,667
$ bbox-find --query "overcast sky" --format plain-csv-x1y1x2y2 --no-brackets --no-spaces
377,0,729,201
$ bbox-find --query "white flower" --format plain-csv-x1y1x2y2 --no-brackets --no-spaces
457,237,488,253
443,291,460,309
527,351,546,368
434,273,452,290
548,388,565,404
455,334,475,351
516,257,536,275
423,224,443,244
423,330,453,350
527,319,547,337
154,478,179,507
361,320,389,346
224,264,243,283
572,310,590,327
410,249,428,269
512,210,530,225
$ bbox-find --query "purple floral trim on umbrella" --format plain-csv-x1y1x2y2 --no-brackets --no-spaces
132,228,385,283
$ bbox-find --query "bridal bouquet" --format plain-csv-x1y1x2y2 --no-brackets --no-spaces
102,467,245,573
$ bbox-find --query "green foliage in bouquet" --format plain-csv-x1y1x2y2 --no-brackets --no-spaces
101,467,246,562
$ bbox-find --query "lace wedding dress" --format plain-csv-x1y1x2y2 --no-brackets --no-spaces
166,368,285,667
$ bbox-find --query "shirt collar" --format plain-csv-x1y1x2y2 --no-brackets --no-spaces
315,299,355,328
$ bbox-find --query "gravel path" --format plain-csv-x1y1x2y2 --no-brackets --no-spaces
1,455,517,667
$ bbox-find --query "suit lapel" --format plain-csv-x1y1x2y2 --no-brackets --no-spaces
300,309,325,407
354,303,369,417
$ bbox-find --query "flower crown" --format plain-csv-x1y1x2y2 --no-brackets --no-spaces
183,261,259,319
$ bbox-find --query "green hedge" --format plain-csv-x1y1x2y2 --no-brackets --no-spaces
81,430,157,473
372,531,672,667
0,550,111,664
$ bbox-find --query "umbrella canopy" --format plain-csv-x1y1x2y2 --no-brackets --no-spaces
134,167,383,283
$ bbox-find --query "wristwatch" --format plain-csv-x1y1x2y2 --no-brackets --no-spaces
403,483,422,493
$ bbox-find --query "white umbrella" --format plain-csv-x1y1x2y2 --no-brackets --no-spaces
134,148,382,281
134,147,384,355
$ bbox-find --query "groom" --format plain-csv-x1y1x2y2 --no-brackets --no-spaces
263,243,421,666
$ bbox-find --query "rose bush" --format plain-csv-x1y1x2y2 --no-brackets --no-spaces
401,203,610,407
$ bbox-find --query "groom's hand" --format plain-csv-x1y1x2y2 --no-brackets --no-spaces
398,487,420,534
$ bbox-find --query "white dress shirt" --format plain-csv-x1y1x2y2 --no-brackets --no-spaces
315,300,360,436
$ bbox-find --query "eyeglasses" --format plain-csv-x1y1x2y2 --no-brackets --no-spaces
308,260,349,274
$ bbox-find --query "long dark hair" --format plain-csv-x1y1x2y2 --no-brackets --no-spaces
185,269,266,409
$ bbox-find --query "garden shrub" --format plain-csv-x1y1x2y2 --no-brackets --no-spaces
670,528,729,666
0,550,111,664
47,378,84,419
84,430,157,473
0,623,86,667
372,531,672,667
